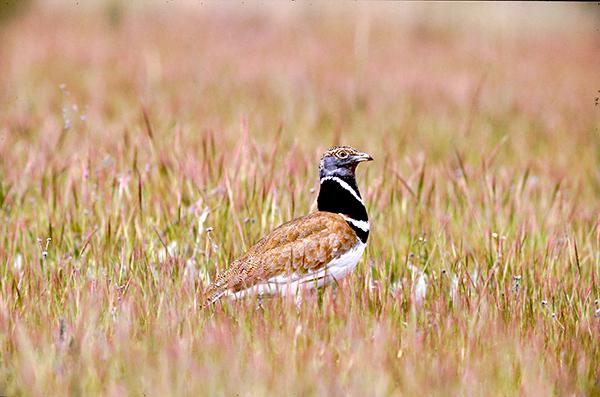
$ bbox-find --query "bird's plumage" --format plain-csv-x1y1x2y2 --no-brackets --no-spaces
204,211,361,303
204,145,372,305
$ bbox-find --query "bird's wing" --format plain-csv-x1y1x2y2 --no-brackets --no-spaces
204,211,359,303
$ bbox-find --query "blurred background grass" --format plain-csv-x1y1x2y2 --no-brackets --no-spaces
0,1,599,396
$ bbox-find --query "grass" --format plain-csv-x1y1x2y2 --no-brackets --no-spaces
0,2,599,396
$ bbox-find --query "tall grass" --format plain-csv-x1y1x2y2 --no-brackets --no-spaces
0,2,598,396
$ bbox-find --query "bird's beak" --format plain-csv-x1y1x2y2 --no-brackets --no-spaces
354,152,374,162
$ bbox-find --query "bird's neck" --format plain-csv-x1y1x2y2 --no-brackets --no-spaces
317,174,369,243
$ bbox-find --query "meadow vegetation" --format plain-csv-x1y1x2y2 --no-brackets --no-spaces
0,2,599,396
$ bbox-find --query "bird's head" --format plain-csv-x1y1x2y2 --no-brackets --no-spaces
319,146,373,179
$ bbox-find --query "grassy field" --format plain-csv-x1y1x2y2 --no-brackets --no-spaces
0,2,599,396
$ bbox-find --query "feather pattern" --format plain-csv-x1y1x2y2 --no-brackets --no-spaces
205,212,360,303
204,146,372,305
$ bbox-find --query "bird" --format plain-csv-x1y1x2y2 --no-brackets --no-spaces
204,145,373,305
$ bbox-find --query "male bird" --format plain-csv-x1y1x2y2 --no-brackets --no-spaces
205,146,373,304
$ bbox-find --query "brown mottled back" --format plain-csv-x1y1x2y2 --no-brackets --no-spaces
204,211,359,303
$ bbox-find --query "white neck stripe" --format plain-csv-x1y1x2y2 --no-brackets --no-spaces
339,214,370,232
320,176,364,205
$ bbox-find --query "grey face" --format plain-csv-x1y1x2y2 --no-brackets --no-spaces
318,146,373,179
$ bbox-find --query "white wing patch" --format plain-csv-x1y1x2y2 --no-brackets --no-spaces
226,242,367,300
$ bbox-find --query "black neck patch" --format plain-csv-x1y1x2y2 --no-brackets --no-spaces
348,224,369,244
317,177,369,242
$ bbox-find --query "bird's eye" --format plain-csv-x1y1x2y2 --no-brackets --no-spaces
337,151,349,159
